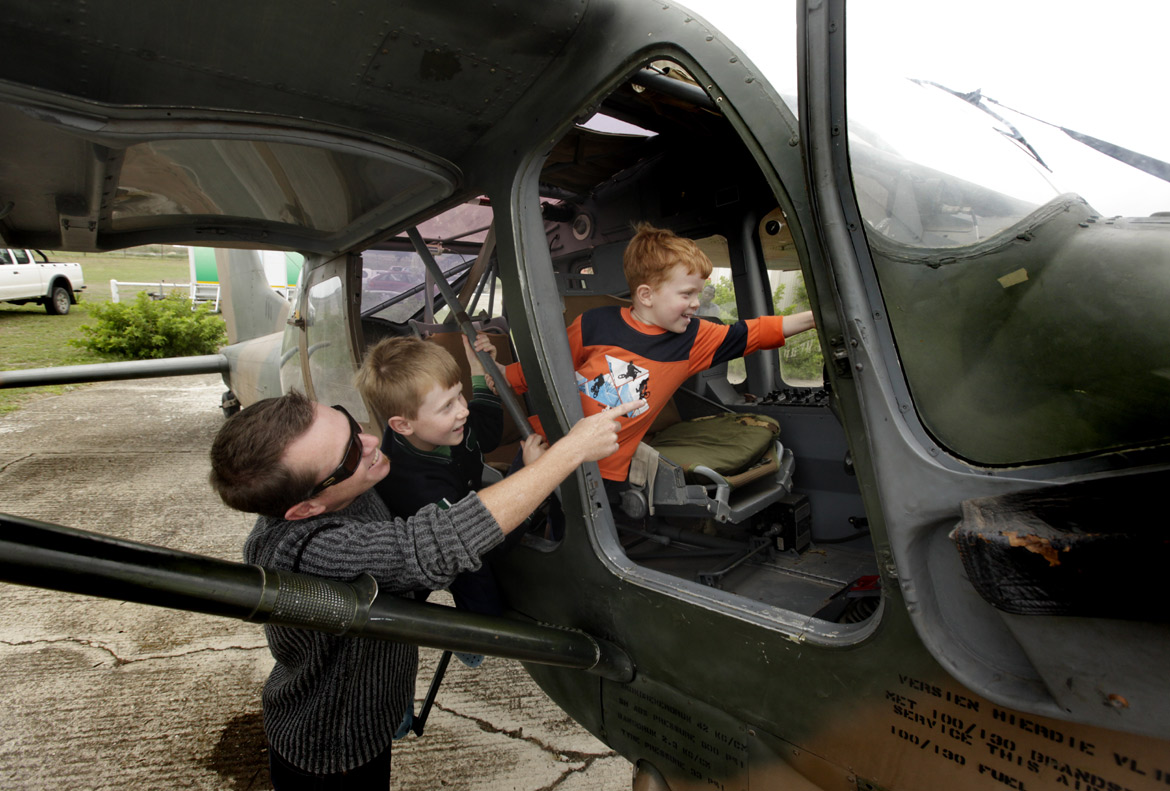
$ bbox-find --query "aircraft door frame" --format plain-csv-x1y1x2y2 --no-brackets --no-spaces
498,15,871,644
284,254,372,426
796,0,1054,726
797,0,1170,740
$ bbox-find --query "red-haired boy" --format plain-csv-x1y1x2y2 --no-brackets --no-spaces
503,223,815,484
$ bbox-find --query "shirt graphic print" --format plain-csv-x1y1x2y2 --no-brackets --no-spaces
576,354,651,416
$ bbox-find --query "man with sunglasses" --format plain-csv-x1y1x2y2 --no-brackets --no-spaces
208,388,642,790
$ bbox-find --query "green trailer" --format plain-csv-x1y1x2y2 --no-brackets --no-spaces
188,247,303,309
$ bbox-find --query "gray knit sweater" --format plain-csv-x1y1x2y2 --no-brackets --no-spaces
243,488,502,774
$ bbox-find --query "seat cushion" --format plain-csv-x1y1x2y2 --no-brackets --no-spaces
649,413,779,478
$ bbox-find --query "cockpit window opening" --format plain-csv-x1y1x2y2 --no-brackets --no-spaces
579,113,658,138
360,250,472,322
757,209,823,387
693,234,744,384
848,77,1059,249
113,138,457,239
432,274,504,324
392,199,493,246
361,200,498,324
532,52,877,632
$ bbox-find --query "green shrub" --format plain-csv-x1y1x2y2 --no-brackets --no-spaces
72,292,226,359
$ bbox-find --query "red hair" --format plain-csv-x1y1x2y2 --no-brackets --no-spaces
622,223,713,291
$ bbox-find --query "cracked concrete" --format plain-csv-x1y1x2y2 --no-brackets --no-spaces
0,374,631,790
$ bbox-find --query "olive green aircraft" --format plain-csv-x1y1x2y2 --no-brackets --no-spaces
2,0,1170,789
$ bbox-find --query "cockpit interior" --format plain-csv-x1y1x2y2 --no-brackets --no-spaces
354,60,879,626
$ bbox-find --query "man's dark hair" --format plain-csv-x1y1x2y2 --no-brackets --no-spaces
209,390,319,518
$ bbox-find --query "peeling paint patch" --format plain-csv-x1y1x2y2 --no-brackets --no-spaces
1106,693,1130,709
1004,531,1065,566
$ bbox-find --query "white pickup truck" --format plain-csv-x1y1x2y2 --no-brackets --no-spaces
0,248,86,314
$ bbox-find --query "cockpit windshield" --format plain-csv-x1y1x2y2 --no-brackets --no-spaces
848,77,1062,248
840,2,1170,466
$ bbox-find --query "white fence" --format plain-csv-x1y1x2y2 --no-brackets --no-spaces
109,279,296,311
109,280,221,309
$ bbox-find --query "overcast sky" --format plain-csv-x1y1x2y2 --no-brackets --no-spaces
677,0,1170,217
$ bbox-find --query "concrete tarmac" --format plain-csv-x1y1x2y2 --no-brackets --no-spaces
0,375,631,790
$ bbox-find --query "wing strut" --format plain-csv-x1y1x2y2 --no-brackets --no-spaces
0,513,635,682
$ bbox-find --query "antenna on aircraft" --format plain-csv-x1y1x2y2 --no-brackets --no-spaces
984,96,1170,184
921,79,1170,184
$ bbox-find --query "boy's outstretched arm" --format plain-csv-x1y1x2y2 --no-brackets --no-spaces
782,310,816,338
477,399,644,532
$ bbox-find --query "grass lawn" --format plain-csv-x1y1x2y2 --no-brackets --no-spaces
0,251,213,414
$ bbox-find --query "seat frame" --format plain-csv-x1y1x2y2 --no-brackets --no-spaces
620,438,794,524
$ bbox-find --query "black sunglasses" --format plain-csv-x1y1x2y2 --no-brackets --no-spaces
307,405,364,498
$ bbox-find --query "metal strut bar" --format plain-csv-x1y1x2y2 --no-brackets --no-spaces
406,226,532,438
412,651,453,736
0,354,229,388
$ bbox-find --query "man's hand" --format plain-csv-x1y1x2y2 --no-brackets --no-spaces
476,399,644,534
560,399,645,463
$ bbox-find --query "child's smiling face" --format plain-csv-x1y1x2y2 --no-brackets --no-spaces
636,264,706,333
399,380,469,451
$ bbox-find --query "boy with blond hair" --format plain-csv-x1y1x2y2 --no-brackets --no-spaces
356,333,546,621
502,222,816,484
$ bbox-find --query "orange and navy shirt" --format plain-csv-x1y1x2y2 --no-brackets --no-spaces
505,306,787,481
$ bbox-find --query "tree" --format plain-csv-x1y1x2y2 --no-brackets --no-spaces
771,280,786,311
709,273,822,385
777,277,822,383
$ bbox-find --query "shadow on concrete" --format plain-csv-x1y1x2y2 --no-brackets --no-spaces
204,711,271,791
